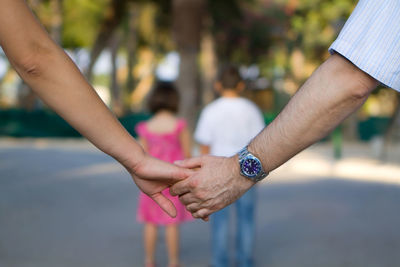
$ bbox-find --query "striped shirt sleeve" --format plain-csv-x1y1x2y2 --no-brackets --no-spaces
329,0,400,92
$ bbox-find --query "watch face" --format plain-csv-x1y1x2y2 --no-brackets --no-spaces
240,156,262,178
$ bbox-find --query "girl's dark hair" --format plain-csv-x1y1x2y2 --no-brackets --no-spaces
148,81,180,114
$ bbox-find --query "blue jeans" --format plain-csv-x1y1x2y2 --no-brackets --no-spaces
211,187,256,267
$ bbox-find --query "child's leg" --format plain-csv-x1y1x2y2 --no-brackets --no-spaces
165,224,180,267
144,223,158,266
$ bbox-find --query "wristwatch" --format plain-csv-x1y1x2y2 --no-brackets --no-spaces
238,146,268,182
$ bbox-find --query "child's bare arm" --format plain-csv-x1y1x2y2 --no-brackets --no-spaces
179,126,192,158
199,145,210,156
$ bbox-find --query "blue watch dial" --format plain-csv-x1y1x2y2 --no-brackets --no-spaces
241,157,262,177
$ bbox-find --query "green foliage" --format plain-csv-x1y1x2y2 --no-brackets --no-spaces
135,2,173,52
63,0,110,48
289,0,357,60
27,0,359,98
208,0,272,65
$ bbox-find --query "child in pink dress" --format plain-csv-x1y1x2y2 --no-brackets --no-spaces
135,82,192,267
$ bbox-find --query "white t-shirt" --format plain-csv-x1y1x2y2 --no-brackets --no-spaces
194,97,265,157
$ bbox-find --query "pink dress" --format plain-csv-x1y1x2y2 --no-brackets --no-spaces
135,119,193,225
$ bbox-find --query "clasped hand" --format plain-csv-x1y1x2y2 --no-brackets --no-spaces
130,153,255,220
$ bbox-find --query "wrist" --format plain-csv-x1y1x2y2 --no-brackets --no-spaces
114,141,147,174
230,155,257,189
248,140,271,174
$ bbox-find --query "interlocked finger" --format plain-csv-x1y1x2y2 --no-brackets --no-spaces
192,208,211,220
179,193,200,206
186,202,202,213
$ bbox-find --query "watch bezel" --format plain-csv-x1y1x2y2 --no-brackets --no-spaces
239,154,263,178
238,146,269,182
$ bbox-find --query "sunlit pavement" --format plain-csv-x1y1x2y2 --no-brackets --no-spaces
1,138,400,267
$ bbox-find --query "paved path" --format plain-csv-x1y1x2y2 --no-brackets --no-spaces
1,139,400,267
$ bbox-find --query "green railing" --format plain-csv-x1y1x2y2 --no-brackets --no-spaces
0,109,390,142
0,109,150,138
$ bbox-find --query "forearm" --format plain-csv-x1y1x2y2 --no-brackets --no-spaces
199,145,210,155
249,54,378,172
180,127,192,158
0,0,144,168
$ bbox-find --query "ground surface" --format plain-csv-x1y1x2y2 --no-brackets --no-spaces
1,138,400,267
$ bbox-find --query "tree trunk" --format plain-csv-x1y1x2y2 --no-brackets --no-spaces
381,94,400,159
110,31,123,116
343,112,359,141
200,18,217,106
85,0,130,82
28,0,42,9
125,3,138,110
0,64,12,104
50,0,63,44
172,0,206,128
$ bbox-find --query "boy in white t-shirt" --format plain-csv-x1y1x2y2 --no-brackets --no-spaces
194,66,265,267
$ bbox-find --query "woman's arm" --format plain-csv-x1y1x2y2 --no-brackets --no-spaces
0,0,139,164
0,0,190,217
138,137,148,153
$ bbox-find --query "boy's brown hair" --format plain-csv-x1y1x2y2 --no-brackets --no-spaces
218,65,242,90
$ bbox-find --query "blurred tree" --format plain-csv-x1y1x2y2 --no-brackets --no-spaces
289,0,356,62
172,0,206,127
110,30,123,116
382,95,400,158
63,0,109,48
208,0,273,66
85,0,130,82
50,0,63,43
82,0,173,113
124,3,139,104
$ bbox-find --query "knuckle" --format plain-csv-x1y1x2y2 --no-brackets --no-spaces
188,179,199,189
202,199,213,209
199,209,209,218
194,191,204,200
186,204,194,212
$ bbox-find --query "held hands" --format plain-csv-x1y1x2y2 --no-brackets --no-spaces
129,153,255,221
128,154,193,218
170,155,256,220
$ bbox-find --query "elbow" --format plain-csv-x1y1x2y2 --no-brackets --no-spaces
12,42,56,79
15,58,42,78
330,54,378,101
348,71,378,100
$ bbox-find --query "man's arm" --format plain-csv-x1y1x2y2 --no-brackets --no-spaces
0,0,190,217
250,54,378,171
171,54,378,219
